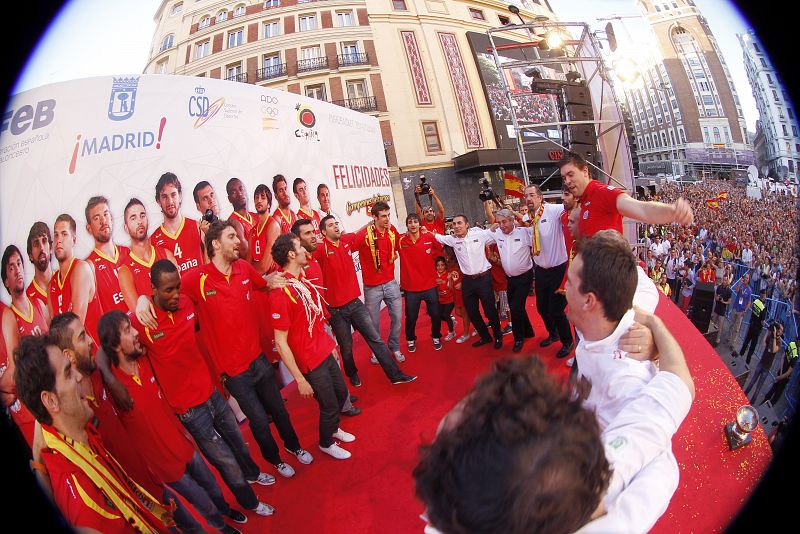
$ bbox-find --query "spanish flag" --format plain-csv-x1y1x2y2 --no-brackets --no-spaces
717,191,729,201
705,198,720,210
504,173,525,199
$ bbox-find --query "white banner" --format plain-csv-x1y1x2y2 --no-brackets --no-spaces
0,74,393,298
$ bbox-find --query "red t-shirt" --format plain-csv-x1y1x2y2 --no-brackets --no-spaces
182,259,266,377
229,211,258,240
88,370,161,495
11,297,49,336
270,272,336,373
578,179,625,237
87,245,130,313
422,216,446,253
560,209,575,257
49,258,103,344
150,217,203,274
126,246,170,298
435,270,454,304
41,424,166,534
0,305,36,447
313,234,361,307
398,232,437,292
272,207,298,234
130,296,215,414
354,224,400,286
26,278,49,309
113,359,195,484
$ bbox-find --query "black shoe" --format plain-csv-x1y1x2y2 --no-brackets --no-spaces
349,373,362,387
349,395,359,403
513,340,524,353
342,406,362,416
540,336,559,348
494,337,503,349
501,325,513,336
731,351,739,358
391,373,418,385
555,343,573,359
221,525,243,534
472,337,492,348
227,510,247,524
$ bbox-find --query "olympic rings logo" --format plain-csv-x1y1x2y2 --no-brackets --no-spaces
261,106,279,116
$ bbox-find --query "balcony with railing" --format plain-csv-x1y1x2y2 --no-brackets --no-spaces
297,56,329,73
337,53,369,68
226,72,248,83
257,63,288,81
332,96,378,113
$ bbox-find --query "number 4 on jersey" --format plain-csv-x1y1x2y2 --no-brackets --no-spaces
174,243,183,259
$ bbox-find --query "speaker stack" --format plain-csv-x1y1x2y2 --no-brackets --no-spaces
561,84,598,164
690,281,715,334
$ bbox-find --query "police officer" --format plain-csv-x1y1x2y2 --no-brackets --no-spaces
734,290,768,365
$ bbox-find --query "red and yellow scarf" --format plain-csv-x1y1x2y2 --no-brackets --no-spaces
365,224,396,273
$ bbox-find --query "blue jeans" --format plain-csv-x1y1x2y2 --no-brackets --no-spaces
225,354,302,466
167,452,230,531
364,279,403,352
328,298,402,381
178,390,259,510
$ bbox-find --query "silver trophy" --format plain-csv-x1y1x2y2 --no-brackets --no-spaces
724,405,759,451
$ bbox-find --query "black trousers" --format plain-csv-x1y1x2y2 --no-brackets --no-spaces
304,355,348,447
461,271,501,340
534,262,573,345
404,287,442,341
439,302,455,332
507,269,534,342
740,323,763,362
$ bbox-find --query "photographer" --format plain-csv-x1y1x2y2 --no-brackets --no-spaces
744,320,784,403
414,176,446,235
757,339,797,407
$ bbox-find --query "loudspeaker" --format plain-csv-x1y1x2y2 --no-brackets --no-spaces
569,142,598,163
562,84,591,106
690,281,715,333
565,124,596,145
565,103,593,122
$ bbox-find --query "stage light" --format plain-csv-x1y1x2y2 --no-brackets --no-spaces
613,57,640,83
544,30,564,50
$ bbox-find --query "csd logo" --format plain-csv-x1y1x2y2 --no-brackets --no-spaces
189,96,210,118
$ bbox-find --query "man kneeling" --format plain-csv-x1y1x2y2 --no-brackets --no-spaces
271,233,355,459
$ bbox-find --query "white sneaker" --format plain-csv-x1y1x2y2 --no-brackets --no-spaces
248,472,275,485
470,330,478,337
285,447,314,465
370,354,378,364
254,502,276,516
407,340,416,353
432,338,442,351
332,428,356,443
566,357,575,367
319,442,351,459
455,334,470,344
274,462,295,478
394,350,406,363
444,331,456,342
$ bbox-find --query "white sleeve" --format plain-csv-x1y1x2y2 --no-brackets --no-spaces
633,266,660,313
601,371,692,493
435,233,454,246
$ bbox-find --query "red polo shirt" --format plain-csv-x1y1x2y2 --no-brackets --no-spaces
313,234,361,307
130,296,215,414
578,179,625,237
182,259,267,377
435,270,454,304
113,359,195,484
270,272,336,373
354,224,400,286
422,216,445,254
398,232,438,292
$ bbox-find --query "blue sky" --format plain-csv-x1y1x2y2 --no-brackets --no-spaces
14,0,759,130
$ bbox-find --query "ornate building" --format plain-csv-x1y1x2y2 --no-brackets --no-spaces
618,0,752,180
144,0,559,221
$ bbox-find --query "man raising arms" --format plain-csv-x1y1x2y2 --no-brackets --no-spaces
118,198,177,310
85,196,129,313
314,215,416,387
150,172,205,274
271,233,356,459
49,214,103,344
25,222,53,309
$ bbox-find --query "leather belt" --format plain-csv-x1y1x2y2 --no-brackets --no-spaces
463,269,490,280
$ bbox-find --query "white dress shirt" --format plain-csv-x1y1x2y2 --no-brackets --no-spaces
435,227,493,275
489,226,534,277
741,248,753,265
531,203,568,269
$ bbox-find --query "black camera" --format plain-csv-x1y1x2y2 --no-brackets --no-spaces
203,209,219,224
418,174,431,195
478,178,497,202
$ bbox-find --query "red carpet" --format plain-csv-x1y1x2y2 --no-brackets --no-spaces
204,293,771,532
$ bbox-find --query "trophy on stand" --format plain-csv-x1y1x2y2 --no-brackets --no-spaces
724,405,759,451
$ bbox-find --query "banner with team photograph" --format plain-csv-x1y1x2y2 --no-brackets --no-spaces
0,74,392,296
